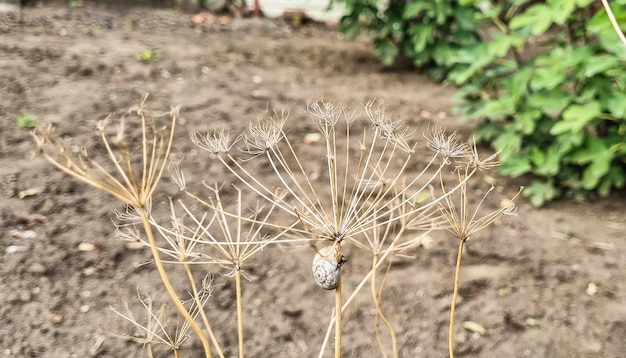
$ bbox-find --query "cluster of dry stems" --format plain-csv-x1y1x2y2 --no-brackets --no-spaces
32,95,520,358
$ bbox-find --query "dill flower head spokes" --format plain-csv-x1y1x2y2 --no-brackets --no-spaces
112,199,205,263
436,164,523,241
365,99,415,153
189,128,238,155
468,137,500,170
149,184,293,273
308,99,345,129
108,286,212,352
424,126,472,163
32,95,178,208
240,110,287,156
206,101,449,253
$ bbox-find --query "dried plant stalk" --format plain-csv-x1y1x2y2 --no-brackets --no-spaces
32,95,213,357
33,96,519,358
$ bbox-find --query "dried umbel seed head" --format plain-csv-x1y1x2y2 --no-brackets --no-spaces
312,245,341,290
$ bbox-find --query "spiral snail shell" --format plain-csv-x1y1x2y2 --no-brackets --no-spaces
312,245,341,290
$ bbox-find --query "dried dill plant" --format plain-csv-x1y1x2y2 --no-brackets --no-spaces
108,284,213,358
190,99,499,358
426,131,523,358
33,96,519,358
112,176,296,358
32,95,214,357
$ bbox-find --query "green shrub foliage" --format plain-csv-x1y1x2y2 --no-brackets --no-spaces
336,0,626,206
334,0,486,78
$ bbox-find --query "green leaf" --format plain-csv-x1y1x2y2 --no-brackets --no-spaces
582,55,620,77
550,102,602,135
409,24,434,53
493,130,523,159
509,4,553,35
524,179,560,207
473,122,502,141
374,37,399,65
530,146,560,176
432,43,455,66
530,64,567,91
455,6,480,31
606,91,626,118
555,130,585,153
504,66,534,98
499,155,532,177
574,0,594,6
513,109,541,134
403,2,431,19
487,33,516,58
554,45,592,68
583,149,614,189
340,16,363,37
548,0,576,25
475,96,517,119
570,136,609,162
599,166,626,195
527,90,571,113
588,6,626,60
575,87,598,104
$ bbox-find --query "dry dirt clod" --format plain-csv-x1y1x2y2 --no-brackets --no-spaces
282,307,303,318
27,263,46,275
18,213,48,226
8,229,37,239
51,314,63,324
5,245,28,254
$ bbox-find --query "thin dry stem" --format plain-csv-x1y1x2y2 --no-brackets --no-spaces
183,268,224,358
449,238,465,358
371,258,398,358
335,271,343,358
235,270,245,358
437,162,523,358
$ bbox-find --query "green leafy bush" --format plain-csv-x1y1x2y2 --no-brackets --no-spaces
451,0,626,206
334,0,486,78
335,0,626,206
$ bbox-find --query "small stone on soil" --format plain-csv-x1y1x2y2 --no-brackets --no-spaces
27,263,46,274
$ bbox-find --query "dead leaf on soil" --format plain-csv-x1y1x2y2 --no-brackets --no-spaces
586,282,598,296
462,321,487,336
304,132,322,144
525,317,539,326
18,187,44,199
78,242,105,251
8,229,37,240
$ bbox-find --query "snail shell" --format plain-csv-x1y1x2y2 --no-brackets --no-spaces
312,245,340,290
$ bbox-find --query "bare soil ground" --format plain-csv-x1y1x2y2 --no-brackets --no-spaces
1,3,626,358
